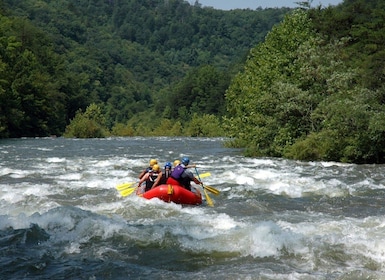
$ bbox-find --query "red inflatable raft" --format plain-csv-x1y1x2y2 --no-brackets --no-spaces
141,184,202,205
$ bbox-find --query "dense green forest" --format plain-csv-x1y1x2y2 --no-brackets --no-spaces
1,0,385,163
225,0,385,163
0,0,289,138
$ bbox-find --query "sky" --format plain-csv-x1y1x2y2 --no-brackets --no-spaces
196,0,343,10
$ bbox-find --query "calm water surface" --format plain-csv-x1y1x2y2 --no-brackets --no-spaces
1,137,385,279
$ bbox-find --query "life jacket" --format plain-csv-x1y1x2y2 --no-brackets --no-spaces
171,164,185,179
145,172,159,191
160,169,171,185
171,165,192,191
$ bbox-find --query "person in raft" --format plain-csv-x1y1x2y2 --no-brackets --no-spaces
167,157,201,191
138,159,158,179
137,164,162,192
172,160,180,171
159,162,172,185
172,159,196,170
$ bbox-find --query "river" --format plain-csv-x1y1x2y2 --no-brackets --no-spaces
1,137,385,279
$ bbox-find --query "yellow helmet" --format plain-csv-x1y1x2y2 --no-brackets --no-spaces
149,159,158,166
173,160,180,167
152,164,160,172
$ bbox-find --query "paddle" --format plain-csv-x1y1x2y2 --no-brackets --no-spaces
119,186,137,197
195,171,220,195
203,187,214,207
196,172,211,179
116,182,135,191
202,185,220,195
116,182,137,197
195,168,214,207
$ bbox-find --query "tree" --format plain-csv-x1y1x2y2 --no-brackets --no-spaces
224,10,316,155
64,103,108,138
224,4,385,163
0,15,67,137
1,0,291,138
167,65,230,119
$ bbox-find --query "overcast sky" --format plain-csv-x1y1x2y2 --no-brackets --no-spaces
196,0,343,10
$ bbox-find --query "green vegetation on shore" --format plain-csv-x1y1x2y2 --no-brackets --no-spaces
1,0,385,163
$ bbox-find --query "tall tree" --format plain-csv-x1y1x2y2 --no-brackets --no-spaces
0,15,66,137
224,10,316,155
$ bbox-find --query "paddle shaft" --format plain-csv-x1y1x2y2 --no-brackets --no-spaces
195,167,214,207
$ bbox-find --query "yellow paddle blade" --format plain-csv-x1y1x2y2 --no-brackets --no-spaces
116,182,135,191
119,187,137,197
195,172,211,179
203,185,220,195
203,188,214,207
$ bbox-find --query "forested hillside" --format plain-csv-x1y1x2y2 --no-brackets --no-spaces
225,0,385,163
0,0,290,137
2,0,384,163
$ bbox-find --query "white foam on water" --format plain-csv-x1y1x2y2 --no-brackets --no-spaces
244,221,303,258
275,213,385,273
0,167,14,176
165,210,306,259
35,147,53,151
319,161,351,167
2,138,385,278
8,170,33,178
56,173,82,181
219,158,359,199
110,202,288,259
45,157,66,163
0,181,61,217
0,185,25,205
